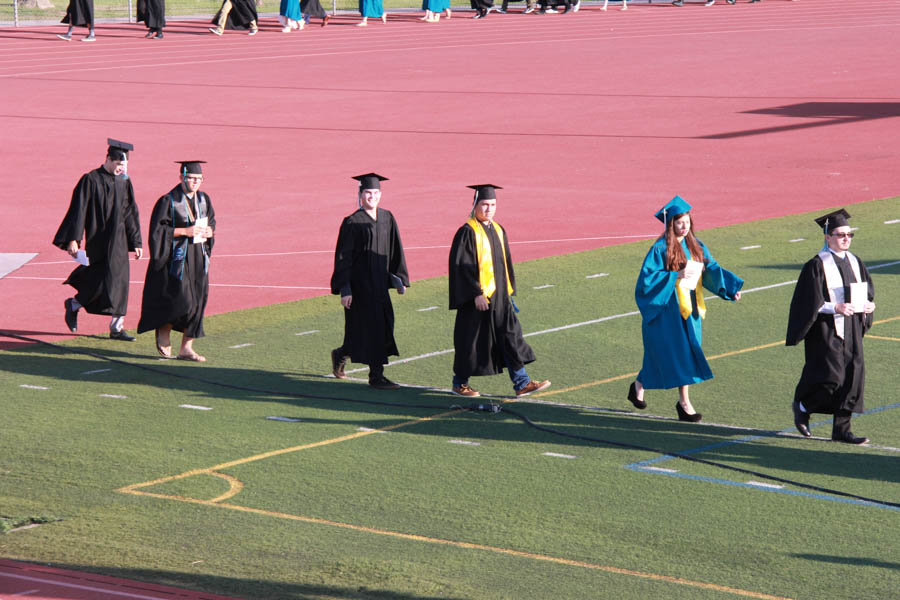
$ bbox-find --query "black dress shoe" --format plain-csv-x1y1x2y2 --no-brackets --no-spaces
672,0,683,5
145,31,155,38
675,402,702,423
832,431,868,445
109,330,136,341
331,347,348,379
369,376,400,390
627,381,647,410
792,400,811,437
64,298,78,332
153,32,164,39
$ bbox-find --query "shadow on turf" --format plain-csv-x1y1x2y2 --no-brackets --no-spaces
22,561,468,600
791,553,900,570
5,342,898,486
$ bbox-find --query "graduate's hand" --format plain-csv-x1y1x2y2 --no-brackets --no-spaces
679,264,700,280
863,301,876,314
733,291,742,301
66,241,79,257
341,295,352,309
134,248,143,260
835,302,855,316
474,295,489,311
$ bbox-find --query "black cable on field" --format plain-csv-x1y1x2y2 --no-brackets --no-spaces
4,330,898,510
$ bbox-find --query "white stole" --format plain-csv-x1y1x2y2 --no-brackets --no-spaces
818,249,862,340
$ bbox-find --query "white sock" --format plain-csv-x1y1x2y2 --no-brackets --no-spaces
110,316,124,332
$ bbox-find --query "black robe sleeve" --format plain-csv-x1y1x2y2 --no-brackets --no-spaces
502,225,517,296
388,212,410,288
331,216,355,297
146,190,176,271
786,257,825,346
120,177,142,251
52,172,94,250
448,225,482,310
860,261,874,335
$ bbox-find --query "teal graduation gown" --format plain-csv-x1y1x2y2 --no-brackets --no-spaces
635,237,743,390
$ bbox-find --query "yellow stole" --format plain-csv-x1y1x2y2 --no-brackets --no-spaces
675,249,706,320
467,218,514,300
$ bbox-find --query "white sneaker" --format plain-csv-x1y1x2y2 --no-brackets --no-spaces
572,0,580,11
282,25,291,32
544,7,558,12
209,27,223,35
248,28,258,35
524,5,535,12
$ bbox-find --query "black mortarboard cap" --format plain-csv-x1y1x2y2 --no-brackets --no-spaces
467,184,503,205
176,161,207,176
814,208,851,234
107,138,133,161
352,173,388,190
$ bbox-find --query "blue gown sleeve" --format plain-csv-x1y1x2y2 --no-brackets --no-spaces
634,240,678,324
699,241,743,301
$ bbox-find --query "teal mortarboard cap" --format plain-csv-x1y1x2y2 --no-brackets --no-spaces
654,195,693,224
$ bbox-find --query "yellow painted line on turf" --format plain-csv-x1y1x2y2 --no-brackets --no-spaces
867,335,900,342
118,409,462,495
208,471,244,503
114,490,792,600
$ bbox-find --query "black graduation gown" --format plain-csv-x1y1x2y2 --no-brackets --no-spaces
212,0,258,30
61,0,94,27
449,222,535,378
137,0,166,30
330,208,409,367
301,0,327,18
52,167,142,316
785,253,874,414
137,185,216,338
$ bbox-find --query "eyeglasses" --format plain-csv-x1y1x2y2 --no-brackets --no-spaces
829,232,854,239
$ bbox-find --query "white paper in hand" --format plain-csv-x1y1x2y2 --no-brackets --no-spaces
74,250,90,266
192,217,208,244
678,259,703,291
849,282,868,312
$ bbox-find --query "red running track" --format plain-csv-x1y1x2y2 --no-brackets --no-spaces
1,0,898,344
0,558,242,600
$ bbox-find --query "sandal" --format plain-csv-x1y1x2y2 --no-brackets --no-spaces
176,352,206,362
155,329,171,358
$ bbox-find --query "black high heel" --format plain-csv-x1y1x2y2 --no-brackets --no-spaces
675,402,702,423
627,382,647,410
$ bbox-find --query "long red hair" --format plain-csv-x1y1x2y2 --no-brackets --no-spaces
663,213,703,272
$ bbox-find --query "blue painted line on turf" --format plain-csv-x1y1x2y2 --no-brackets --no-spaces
625,402,900,511
624,465,899,511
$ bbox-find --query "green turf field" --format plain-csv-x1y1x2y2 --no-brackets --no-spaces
2,199,898,600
